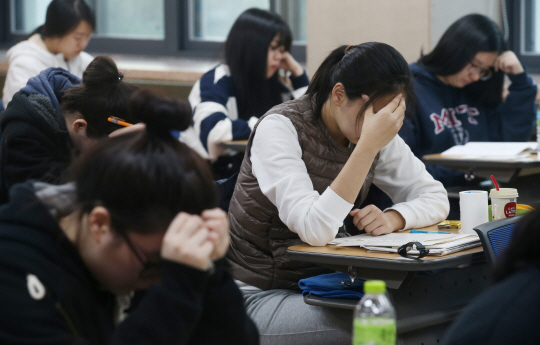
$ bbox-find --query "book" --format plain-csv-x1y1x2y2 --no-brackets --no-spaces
329,232,481,256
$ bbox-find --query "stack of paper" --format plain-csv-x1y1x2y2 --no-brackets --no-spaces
441,142,537,160
329,233,481,256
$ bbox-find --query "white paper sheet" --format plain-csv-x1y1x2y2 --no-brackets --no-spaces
329,233,478,249
441,142,537,158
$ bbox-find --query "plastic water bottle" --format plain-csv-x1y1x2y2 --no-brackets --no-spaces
353,280,396,345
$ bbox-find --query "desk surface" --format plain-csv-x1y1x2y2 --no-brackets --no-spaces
222,140,249,152
423,153,540,169
287,225,485,271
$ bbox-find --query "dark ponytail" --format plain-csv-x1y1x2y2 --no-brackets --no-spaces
73,90,216,235
129,89,192,138
306,42,414,121
29,0,95,38
61,56,139,138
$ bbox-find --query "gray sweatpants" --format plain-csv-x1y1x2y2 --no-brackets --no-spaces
242,288,353,345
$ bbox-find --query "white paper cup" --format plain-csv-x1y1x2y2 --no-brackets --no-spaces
489,188,519,220
460,191,489,234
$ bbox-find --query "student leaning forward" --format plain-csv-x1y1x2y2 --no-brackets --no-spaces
227,42,450,345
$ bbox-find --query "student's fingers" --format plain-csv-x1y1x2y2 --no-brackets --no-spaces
378,93,402,114
370,225,393,236
362,216,382,233
353,205,378,229
349,208,361,216
355,211,378,231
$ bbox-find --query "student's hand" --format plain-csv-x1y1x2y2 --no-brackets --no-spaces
357,94,405,155
201,208,230,261
350,206,405,236
494,51,524,75
161,212,215,271
280,52,304,77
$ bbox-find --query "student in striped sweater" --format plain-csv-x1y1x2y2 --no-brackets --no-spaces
184,8,309,179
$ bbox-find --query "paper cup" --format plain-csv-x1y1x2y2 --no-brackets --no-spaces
489,188,519,220
460,191,489,234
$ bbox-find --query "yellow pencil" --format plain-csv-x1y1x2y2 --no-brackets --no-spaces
108,116,133,127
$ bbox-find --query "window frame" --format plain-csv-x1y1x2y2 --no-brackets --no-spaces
0,0,306,61
509,0,540,73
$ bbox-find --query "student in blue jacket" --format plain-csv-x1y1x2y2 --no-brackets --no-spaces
184,8,309,179
400,14,537,188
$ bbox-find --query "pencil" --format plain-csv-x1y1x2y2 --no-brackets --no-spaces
108,116,133,127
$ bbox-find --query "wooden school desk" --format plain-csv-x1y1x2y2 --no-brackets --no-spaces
423,152,540,204
286,226,489,345
221,140,248,152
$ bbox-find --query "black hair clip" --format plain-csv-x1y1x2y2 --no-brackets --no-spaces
397,241,429,260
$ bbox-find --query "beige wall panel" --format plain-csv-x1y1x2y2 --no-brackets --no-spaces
306,0,431,77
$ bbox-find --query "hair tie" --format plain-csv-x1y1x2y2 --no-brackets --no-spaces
344,45,355,54
112,72,124,84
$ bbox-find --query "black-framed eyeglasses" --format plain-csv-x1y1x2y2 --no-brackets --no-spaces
120,232,162,280
468,62,494,81
397,241,430,260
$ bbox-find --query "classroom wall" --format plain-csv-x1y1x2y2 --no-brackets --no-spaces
305,0,503,77
431,0,501,47
305,0,431,77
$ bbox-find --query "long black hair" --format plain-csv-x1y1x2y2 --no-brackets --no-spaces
225,8,293,120
73,89,217,235
61,56,139,138
306,42,414,123
419,14,507,107
30,0,95,38
492,210,540,282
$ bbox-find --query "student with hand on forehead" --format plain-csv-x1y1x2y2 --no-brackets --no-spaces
227,42,449,345
184,8,309,179
400,14,537,188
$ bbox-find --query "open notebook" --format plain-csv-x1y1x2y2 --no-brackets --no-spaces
440,142,537,159
329,233,481,256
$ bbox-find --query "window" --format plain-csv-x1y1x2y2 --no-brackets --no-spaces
510,0,540,72
1,0,306,60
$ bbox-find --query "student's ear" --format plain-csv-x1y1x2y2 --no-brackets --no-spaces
73,119,88,136
331,83,346,106
87,206,112,243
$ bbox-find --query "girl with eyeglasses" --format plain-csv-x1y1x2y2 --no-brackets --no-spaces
183,8,309,179
400,14,537,188
2,0,95,109
0,90,259,344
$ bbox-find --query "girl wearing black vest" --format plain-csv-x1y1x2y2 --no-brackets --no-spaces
228,43,449,345
0,90,259,344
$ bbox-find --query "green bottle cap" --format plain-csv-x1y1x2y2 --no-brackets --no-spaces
364,280,386,294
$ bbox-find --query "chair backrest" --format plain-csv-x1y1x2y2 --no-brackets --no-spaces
474,217,521,266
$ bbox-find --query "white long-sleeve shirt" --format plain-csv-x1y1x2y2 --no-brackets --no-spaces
251,114,450,246
2,34,93,107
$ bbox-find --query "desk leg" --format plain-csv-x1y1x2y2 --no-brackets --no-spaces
389,263,490,345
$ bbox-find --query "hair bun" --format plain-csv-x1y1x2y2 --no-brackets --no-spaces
82,56,122,87
128,89,192,134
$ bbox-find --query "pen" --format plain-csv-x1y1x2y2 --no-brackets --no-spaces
410,230,452,234
108,116,133,127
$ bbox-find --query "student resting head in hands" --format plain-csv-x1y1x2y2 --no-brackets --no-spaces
0,89,259,345
400,14,537,188
0,56,138,204
2,0,96,107
184,8,309,179
226,42,449,345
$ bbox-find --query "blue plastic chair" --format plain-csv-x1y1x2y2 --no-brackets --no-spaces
473,217,521,266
